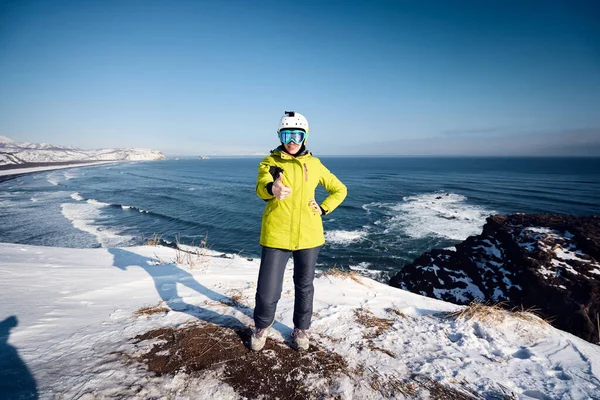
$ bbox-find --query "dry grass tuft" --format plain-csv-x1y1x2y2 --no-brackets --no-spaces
442,301,508,324
385,308,407,318
133,303,170,317
368,369,418,398
367,368,517,400
145,233,211,268
218,289,250,309
364,342,396,358
320,267,363,285
510,305,551,326
441,301,549,328
354,308,395,338
173,234,211,269
144,233,162,246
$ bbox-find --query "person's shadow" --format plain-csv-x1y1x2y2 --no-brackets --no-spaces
0,316,38,400
109,248,254,333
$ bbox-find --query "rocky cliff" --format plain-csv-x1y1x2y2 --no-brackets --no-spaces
390,214,600,343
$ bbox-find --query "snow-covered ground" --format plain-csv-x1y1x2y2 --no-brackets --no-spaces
1,243,600,399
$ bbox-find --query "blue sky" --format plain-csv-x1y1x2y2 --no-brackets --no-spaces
0,0,598,156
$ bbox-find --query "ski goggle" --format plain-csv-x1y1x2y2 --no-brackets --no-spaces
278,129,306,145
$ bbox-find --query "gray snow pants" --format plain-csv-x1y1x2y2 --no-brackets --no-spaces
254,246,321,330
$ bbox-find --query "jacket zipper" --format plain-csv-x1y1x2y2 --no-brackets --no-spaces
289,161,296,249
303,163,308,182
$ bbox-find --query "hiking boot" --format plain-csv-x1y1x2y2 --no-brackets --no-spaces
292,328,309,351
250,326,271,351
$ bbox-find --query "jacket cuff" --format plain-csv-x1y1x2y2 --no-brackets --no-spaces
266,182,274,196
320,206,328,215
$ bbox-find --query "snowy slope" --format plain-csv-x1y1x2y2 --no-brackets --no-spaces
0,136,165,165
1,243,599,399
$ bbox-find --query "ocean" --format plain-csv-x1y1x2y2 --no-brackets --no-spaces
1,157,599,279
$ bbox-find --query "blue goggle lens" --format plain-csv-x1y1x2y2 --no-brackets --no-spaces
278,130,306,144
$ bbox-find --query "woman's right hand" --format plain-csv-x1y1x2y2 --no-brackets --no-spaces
272,175,292,200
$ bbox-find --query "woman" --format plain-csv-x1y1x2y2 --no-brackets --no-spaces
252,111,347,351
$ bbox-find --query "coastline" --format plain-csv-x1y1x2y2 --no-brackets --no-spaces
0,161,117,182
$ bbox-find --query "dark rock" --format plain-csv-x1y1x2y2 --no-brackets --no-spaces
390,214,600,343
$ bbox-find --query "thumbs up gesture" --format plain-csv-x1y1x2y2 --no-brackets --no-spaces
272,174,292,200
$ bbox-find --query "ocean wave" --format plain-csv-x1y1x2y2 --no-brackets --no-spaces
61,202,133,248
70,193,150,213
120,204,150,213
366,192,494,241
68,194,202,229
63,171,78,180
325,230,368,245
46,172,60,186
71,193,84,201
87,198,111,207
349,262,387,278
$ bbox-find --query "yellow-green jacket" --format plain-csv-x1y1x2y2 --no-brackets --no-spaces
256,147,347,250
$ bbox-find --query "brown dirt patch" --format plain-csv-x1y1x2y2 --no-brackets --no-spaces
134,322,348,399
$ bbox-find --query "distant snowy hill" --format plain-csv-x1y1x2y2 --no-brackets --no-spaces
0,136,165,166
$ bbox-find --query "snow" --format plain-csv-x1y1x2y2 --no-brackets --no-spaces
516,226,600,280
434,272,486,303
3,243,599,399
475,239,503,259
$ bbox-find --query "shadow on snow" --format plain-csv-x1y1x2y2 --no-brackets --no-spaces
108,248,265,335
0,316,38,400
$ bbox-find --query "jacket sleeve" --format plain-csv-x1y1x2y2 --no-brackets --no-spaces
256,157,275,200
319,163,347,214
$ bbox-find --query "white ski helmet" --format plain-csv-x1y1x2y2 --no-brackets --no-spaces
278,111,309,133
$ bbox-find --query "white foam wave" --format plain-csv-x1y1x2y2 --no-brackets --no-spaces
63,171,77,180
121,204,149,213
369,192,494,241
61,202,132,248
46,172,60,186
0,199,18,207
349,262,386,279
71,193,84,201
350,262,372,270
325,230,368,244
87,198,111,206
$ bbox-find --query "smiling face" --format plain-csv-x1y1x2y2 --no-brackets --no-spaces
283,141,303,155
